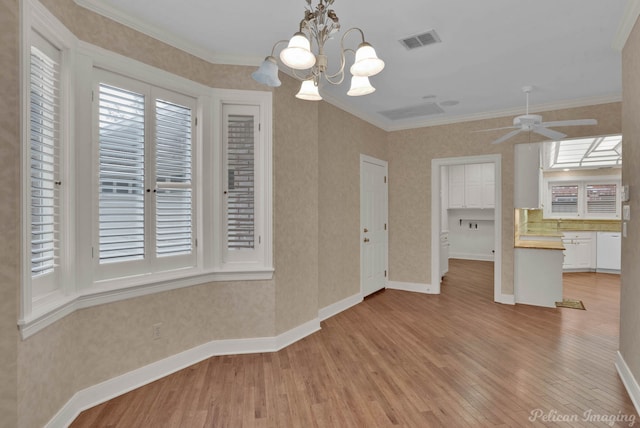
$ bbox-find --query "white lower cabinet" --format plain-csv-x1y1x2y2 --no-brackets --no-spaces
596,232,621,271
562,232,595,271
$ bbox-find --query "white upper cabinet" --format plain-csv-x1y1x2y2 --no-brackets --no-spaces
448,163,495,209
514,143,542,209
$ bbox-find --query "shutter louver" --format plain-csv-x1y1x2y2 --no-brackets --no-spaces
551,185,578,214
227,114,255,250
30,46,60,277
98,84,146,264
587,184,617,215
155,99,193,257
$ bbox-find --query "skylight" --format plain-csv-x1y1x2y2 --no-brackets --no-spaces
543,135,622,170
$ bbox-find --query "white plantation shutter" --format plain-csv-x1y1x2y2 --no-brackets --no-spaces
223,105,260,256
98,83,146,264
155,98,194,257
586,184,618,217
29,36,61,294
551,184,578,215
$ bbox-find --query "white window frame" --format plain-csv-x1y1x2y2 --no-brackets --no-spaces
211,89,273,275
19,3,274,339
20,0,76,322
92,70,198,282
543,175,621,220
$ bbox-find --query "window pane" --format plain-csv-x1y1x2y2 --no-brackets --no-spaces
98,83,146,264
227,114,255,250
551,185,578,214
587,184,617,215
155,99,193,257
30,45,60,278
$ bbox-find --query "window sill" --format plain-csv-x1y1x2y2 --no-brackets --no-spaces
18,267,274,340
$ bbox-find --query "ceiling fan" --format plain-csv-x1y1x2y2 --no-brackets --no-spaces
479,86,598,144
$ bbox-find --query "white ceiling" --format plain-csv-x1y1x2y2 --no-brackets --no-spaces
76,0,630,131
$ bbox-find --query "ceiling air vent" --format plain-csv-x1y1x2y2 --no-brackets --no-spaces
379,102,445,121
400,30,441,50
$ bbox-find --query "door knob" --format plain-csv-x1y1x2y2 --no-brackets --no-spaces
363,227,368,233
364,238,370,243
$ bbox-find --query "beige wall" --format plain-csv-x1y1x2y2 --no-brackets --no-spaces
621,17,640,386
387,103,621,294
273,76,319,334
0,0,19,426
318,102,387,308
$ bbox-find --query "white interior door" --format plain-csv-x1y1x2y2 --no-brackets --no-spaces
361,156,388,297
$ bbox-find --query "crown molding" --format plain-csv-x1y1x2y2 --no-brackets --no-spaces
73,0,263,66
613,0,640,51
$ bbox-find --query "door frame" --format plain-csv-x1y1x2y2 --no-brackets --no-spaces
360,154,389,297
431,154,503,302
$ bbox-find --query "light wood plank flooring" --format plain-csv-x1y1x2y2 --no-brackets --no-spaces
71,259,638,427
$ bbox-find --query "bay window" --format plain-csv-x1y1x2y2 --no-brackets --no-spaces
21,2,273,337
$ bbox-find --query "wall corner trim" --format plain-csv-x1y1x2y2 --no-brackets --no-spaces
319,293,363,321
386,281,438,294
615,350,640,415
45,319,320,428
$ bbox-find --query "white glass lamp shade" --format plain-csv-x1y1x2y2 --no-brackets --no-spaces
280,32,316,70
347,75,375,96
295,80,322,101
251,56,281,87
350,42,385,77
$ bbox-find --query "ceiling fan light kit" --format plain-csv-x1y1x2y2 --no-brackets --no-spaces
251,0,384,101
481,86,598,144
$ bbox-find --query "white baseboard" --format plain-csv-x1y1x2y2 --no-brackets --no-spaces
386,281,438,294
46,319,320,428
615,350,640,415
318,293,362,321
449,253,495,262
499,294,515,305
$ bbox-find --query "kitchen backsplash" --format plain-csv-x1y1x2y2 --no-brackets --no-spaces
522,209,621,234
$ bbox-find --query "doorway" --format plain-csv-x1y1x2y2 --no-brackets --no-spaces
360,155,388,297
431,155,503,302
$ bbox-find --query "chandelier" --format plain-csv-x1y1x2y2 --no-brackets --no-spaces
251,0,385,100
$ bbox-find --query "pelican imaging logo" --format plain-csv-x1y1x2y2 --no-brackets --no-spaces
529,409,636,426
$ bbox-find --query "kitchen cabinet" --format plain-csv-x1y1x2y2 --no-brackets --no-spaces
596,232,621,271
448,163,495,209
515,247,563,308
514,143,542,209
562,232,595,271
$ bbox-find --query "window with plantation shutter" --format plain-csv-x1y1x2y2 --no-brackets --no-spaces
586,183,618,217
226,113,255,250
545,178,621,220
95,72,196,279
29,33,61,296
550,184,578,215
155,99,193,257
98,83,146,264
222,103,261,263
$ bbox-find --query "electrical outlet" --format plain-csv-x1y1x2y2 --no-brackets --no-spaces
152,323,162,340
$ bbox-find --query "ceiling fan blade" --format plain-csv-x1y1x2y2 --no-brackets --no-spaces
491,129,523,144
532,126,566,141
473,125,519,133
541,119,597,127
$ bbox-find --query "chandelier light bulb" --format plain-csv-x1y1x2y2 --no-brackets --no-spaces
295,79,322,101
280,32,316,70
347,75,375,96
251,56,281,87
350,42,385,77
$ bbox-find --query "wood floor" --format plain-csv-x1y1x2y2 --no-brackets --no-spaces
71,259,638,427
